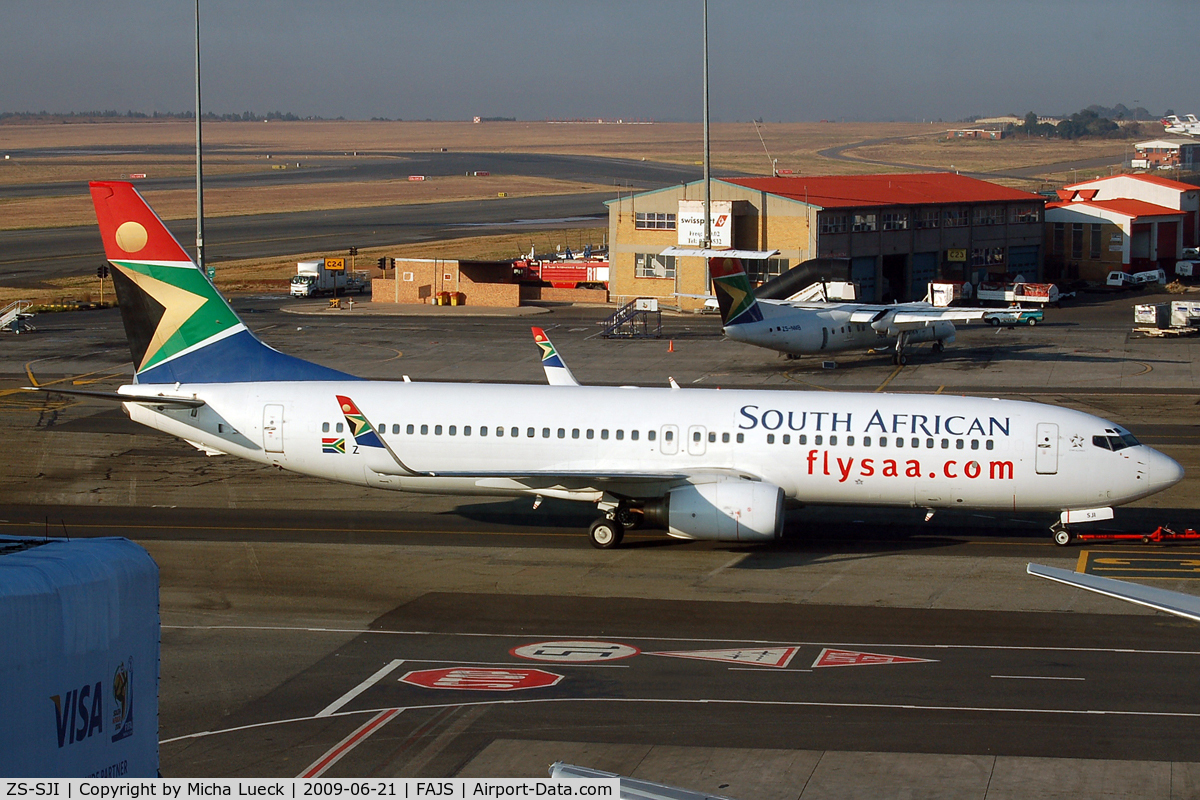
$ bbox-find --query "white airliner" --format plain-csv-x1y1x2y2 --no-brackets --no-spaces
667,248,1009,365
48,182,1183,549
1162,114,1200,136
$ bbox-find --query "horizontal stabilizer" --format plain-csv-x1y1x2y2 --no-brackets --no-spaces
26,386,206,408
1027,563,1200,622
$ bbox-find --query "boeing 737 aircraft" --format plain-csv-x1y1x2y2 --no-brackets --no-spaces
667,247,1009,365
50,181,1184,549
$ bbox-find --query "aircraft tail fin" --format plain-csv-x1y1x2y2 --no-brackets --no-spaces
708,256,765,326
89,181,355,384
531,327,580,386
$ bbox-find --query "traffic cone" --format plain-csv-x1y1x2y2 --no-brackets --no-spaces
668,340,674,353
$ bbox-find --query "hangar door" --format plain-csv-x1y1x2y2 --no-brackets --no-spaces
851,257,877,302
910,252,937,300
1009,245,1039,276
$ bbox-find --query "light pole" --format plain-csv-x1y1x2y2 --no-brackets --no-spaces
195,0,206,276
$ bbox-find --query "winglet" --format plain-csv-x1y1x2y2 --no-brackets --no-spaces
531,327,580,386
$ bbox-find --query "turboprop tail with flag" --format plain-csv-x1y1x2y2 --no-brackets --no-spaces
89,181,353,384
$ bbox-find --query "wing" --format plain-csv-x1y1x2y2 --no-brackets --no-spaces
1027,563,1200,622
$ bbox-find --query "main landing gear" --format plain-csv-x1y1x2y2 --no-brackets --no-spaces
892,331,910,366
588,504,643,549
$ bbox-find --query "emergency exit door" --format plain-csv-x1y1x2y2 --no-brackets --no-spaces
1035,422,1058,474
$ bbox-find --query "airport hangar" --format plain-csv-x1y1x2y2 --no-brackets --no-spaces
605,173,1047,310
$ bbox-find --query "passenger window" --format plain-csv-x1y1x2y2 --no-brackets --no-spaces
407,424,415,434
896,437,904,448
782,434,790,444
464,426,471,436
496,427,504,437
708,432,716,443
377,424,385,434
420,424,428,435
798,434,807,445
601,429,610,440
527,427,535,438
693,431,702,442
648,430,657,441
736,433,745,443
435,425,443,435
392,424,400,435
847,436,854,446
558,428,565,439
830,435,838,446
616,430,624,440
587,429,595,439
864,436,871,447
956,439,963,450
665,430,673,441
510,427,518,437
449,425,456,436
336,423,344,433
722,433,730,443
572,428,580,439
970,439,978,450
542,427,550,438
322,422,330,433
925,438,933,448
767,434,775,444
815,435,823,445
479,426,487,437
941,438,948,449
631,430,639,441
986,440,994,451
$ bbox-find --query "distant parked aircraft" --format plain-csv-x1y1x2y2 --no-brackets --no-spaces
1161,114,1200,136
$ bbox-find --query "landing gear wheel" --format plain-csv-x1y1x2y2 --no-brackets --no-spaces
589,518,625,549
1054,529,1072,546
932,341,945,354
616,507,643,530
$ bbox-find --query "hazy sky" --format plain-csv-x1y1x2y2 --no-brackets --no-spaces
2,1,1194,122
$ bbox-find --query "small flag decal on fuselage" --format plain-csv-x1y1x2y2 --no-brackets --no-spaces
322,438,346,454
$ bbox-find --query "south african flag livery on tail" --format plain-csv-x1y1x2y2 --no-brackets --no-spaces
90,181,355,384
708,257,764,326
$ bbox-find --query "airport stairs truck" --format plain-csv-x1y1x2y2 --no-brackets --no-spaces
289,259,367,298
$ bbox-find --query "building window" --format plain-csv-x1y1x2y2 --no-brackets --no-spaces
1009,205,1040,224
1090,224,1102,259
819,214,848,234
742,257,788,283
1053,222,1065,254
635,252,676,279
1071,223,1084,259
916,208,940,229
635,212,676,230
943,208,969,227
852,212,877,232
971,247,1005,267
881,211,909,231
972,206,1003,226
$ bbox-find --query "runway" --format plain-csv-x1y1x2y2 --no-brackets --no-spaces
3,292,1200,794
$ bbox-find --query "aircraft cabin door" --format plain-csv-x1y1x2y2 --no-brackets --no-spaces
1035,422,1058,474
687,425,707,456
263,404,284,453
660,425,679,455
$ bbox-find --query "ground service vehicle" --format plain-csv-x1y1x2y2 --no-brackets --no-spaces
290,260,367,297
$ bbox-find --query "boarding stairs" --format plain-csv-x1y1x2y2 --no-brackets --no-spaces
0,300,34,334
600,298,662,339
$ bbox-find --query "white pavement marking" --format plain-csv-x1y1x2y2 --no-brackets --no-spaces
317,659,404,718
992,675,1086,681
299,707,402,778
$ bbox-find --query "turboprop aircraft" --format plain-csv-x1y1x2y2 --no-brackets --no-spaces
666,247,1016,365
45,181,1184,550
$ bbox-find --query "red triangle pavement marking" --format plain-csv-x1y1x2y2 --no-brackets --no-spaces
812,648,937,668
649,647,800,668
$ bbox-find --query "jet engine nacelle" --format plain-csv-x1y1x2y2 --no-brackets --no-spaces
642,481,784,542
878,319,956,343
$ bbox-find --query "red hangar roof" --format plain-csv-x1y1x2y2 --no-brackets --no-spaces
1047,198,1183,219
1064,173,1197,193
724,173,1044,210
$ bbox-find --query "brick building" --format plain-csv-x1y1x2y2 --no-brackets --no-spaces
606,174,1046,309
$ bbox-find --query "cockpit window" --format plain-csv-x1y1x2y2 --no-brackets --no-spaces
1093,432,1140,452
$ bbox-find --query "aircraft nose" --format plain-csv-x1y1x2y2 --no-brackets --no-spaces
1146,449,1185,492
